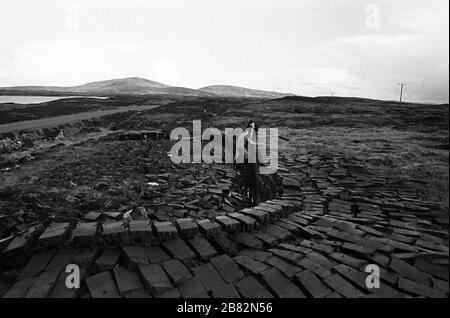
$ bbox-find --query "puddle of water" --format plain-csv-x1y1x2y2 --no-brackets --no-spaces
0,95,107,105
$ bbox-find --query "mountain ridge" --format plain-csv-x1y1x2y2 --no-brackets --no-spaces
0,77,292,99
199,85,292,99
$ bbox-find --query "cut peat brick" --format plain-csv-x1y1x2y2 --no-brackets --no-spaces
71,223,99,246
46,249,80,271
279,243,313,255
127,220,157,245
72,248,100,268
234,255,272,276
234,232,264,249
268,248,302,264
86,271,120,298
2,225,45,265
260,202,285,217
0,278,13,298
287,215,309,227
153,221,178,241
178,277,210,298
0,236,13,253
306,252,336,269
300,240,334,254
2,278,37,298
138,264,173,295
210,254,244,284
157,288,182,299
25,270,61,298
121,246,149,270
191,263,224,292
414,258,449,281
175,218,198,239
124,289,152,298
333,264,404,298
188,236,218,261
95,248,120,271
433,278,449,294
162,259,193,286
323,274,365,298
332,264,369,289
192,263,240,298
49,268,87,298
197,220,222,237
113,267,144,296
261,268,306,298
295,270,333,298
38,223,71,247
18,249,57,280
145,246,171,264
254,206,278,220
235,276,274,298
239,249,273,262
253,232,279,247
215,216,240,233
389,257,432,286
101,222,126,245
265,256,303,279
329,253,366,269
266,199,293,213
212,282,240,298
275,220,301,234
241,208,269,224
162,237,197,265
228,212,258,231
398,277,447,298
341,242,376,256
265,225,294,241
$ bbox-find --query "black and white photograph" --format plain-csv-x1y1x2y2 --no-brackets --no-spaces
0,0,448,303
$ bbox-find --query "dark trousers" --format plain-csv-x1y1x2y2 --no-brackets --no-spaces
236,162,260,204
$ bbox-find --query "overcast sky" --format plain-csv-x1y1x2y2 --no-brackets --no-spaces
0,0,448,103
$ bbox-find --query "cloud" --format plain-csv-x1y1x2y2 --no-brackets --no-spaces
282,6,449,103
326,33,448,102
283,67,362,97
0,0,447,103
392,7,449,35
0,40,182,87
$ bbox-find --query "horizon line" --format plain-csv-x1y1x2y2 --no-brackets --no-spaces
0,76,448,105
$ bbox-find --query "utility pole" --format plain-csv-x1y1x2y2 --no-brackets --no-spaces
398,83,407,104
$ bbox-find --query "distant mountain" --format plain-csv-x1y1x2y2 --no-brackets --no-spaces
0,77,213,97
69,77,169,94
199,85,292,99
0,77,292,98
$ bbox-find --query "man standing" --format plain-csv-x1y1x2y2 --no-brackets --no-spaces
235,120,261,204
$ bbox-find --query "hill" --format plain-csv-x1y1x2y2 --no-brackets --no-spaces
0,78,291,98
199,85,292,99
0,77,215,97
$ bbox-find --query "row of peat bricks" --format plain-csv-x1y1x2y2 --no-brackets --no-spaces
0,185,303,271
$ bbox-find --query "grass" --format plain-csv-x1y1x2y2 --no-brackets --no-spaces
178,97,449,214
2,94,448,214
280,127,449,213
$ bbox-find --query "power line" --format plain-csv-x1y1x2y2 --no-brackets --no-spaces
398,83,407,104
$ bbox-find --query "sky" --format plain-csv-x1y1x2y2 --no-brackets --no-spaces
0,0,448,103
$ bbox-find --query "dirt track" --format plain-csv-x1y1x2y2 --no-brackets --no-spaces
0,104,159,133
